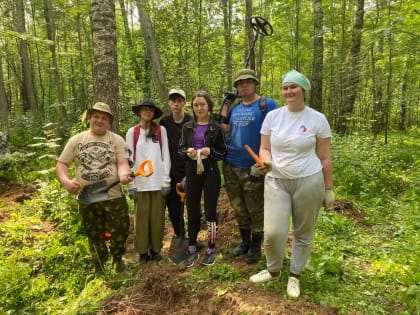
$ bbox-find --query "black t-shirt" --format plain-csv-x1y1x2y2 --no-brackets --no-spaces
160,113,193,180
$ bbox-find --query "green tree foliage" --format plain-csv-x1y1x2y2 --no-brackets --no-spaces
0,0,418,136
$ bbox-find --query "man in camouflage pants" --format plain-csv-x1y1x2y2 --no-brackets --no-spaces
56,102,133,277
78,198,129,273
220,69,277,264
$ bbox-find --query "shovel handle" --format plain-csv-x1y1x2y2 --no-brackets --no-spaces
90,179,120,195
244,145,265,167
176,183,186,202
81,160,154,200
133,159,154,177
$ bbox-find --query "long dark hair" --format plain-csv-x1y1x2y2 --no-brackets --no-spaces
139,115,158,138
191,90,214,122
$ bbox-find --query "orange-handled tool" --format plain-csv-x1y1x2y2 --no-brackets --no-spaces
175,182,186,202
244,145,265,167
79,159,154,204
133,159,154,177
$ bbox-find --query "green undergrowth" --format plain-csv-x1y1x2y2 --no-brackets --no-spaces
0,133,418,314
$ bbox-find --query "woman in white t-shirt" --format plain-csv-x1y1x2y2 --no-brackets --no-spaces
249,70,335,298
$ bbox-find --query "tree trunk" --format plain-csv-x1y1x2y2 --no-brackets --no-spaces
136,0,167,103
245,0,254,69
293,0,301,70
91,0,120,132
222,0,233,90
197,0,203,86
76,12,91,111
311,0,324,112
43,0,67,130
384,2,393,145
119,0,143,82
337,0,347,127
399,66,408,131
371,40,384,136
337,0,365,135
370,0,384,137
15,0,37,114
0,54,8,137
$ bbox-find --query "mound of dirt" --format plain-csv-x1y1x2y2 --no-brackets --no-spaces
101,190,338,315
328,199,365,220
99,263,338,315
0,177,37,222
0,177,36,202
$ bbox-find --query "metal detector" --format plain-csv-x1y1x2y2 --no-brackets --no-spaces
244,16,274,68
217,16,273,124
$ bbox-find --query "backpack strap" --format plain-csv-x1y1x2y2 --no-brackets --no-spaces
133,124,141,163
258,96,267,119
156,124,162,160
132,124,162,163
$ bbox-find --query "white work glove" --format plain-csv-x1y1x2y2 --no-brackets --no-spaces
323,189,335,208
161,182,171,196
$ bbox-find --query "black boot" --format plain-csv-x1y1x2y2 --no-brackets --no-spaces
246,234,262,264
232,229,251,257
111,256,126,273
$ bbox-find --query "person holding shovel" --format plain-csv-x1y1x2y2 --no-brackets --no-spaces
159,89,192,246
179,90,226,267
249,70,335,298
56,102,133,277
220,69,277,264
126,100,171,266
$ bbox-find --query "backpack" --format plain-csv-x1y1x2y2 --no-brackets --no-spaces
132,124,162,162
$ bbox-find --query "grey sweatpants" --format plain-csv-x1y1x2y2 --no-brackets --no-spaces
263,171,324,275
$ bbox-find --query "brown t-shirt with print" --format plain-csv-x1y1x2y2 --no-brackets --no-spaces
58,130,129,200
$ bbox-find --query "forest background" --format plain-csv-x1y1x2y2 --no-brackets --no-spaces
0,0,419,314
0,0,418,137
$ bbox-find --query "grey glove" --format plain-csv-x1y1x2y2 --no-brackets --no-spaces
161,185,171,196
179,177,187,192
248,161,273,182
128,188,137,200
323,189,335,208
260,161,273,175
248,165,263,182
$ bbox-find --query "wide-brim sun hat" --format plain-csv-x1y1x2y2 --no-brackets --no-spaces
282,70,311,91
234,69,259,88
87,102,114,122
132,99,163,119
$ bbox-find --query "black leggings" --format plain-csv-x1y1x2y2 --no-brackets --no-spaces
185,158,220,246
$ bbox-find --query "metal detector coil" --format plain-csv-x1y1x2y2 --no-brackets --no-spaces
245,16,273,68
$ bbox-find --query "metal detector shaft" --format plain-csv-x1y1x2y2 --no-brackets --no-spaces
244,16,273,68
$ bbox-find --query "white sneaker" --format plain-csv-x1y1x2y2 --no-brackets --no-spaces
249,270,280,283
287,276,300,298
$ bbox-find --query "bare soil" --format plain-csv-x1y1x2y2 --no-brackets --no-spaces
0,177,37,222
1,178,359,315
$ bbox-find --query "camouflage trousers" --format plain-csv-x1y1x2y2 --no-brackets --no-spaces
222,162,264,235
78,197,129,267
